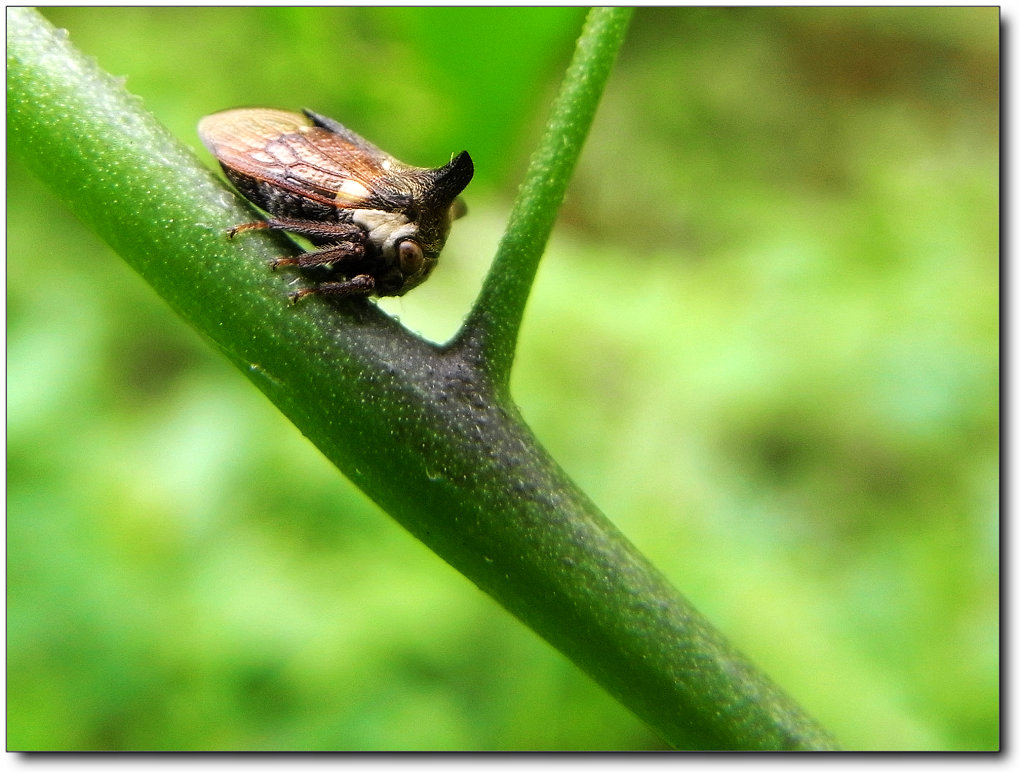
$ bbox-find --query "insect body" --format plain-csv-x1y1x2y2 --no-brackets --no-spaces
198,108,473,301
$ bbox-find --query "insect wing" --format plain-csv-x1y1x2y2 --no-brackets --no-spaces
199,108,405,210
302,109,394,164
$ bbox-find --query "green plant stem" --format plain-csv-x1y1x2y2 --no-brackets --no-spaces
452,8,633,390
8,7,838,750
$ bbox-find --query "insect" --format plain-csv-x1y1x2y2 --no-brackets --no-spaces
198,107,473,301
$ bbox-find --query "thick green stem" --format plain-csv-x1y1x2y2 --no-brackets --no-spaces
8,7,837,750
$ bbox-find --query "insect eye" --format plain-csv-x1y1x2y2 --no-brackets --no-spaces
398,239,425,276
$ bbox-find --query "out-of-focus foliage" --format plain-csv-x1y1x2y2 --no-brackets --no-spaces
7,7,997,750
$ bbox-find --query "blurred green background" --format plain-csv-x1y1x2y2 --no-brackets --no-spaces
7,7,998,750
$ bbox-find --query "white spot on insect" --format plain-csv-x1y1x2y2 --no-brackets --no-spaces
382,159,393,171
352,209,415,256
336,179,371,202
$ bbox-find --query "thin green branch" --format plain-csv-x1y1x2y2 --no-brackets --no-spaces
450,7,633,389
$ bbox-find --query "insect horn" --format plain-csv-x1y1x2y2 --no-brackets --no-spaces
426,151,474,210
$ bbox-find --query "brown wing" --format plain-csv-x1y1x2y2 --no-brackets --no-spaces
198,108,412,210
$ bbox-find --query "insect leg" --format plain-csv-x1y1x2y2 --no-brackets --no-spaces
270,240,367,271
228,218,365,243
289,274,376,304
